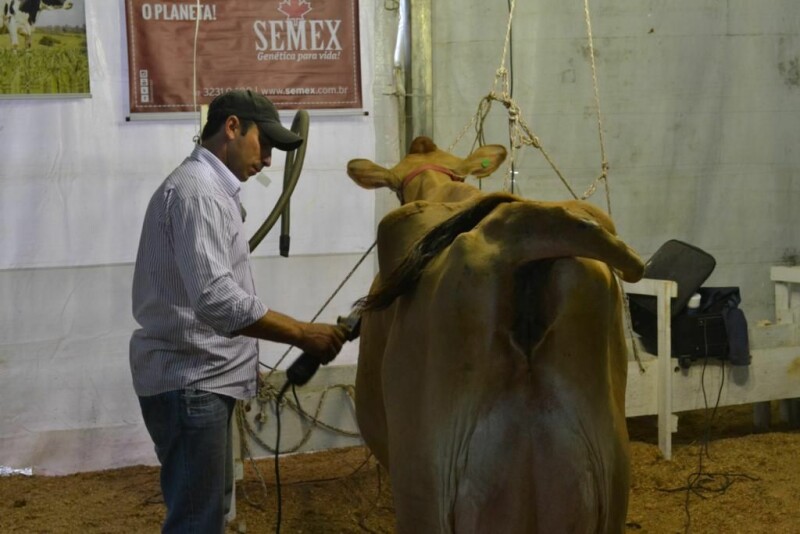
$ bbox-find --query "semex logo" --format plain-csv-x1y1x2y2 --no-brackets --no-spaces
254,0,343,58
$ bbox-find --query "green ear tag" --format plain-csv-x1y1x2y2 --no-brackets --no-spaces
481,158,491,169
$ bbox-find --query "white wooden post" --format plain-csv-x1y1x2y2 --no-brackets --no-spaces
654,279,677,459
624,278,678,459
769,266,800,425
771,266,800,324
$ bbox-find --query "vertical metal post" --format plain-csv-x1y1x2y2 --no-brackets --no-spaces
406,0,433,151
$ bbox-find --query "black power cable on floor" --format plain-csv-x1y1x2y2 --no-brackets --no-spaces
657,357,759,534
270,313,361,533
272,354,322,533
272,354,315,533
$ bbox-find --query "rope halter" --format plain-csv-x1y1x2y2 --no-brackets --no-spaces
398,164,466,203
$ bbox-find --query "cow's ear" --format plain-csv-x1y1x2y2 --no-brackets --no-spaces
347,159,399,190
454,144,507,178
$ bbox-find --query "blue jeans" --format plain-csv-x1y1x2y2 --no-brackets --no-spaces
139,389,236,534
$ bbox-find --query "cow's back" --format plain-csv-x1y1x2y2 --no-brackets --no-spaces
447,256,630,533
365,202,634,533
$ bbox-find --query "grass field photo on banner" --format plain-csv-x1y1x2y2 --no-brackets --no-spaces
0,29,90,96
0,0,90,98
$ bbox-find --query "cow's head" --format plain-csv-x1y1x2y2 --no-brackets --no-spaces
347,136,506,203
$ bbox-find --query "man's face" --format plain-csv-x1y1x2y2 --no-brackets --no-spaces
227,119,273,182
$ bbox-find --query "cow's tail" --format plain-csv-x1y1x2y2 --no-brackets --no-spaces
356,193,518,311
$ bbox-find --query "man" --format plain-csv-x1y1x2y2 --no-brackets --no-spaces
130,90,346,533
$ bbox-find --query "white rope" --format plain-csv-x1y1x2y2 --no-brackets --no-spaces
497,0,516,97
261,240,376,380
447,2,643,349
193,0,202,137
581,0,612,215
244,381,360,455
448,0,612,214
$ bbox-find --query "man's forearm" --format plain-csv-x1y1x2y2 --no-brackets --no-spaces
234,310,347,363
234,310,305,346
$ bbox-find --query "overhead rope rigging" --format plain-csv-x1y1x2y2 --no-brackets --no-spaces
446,0,645,370
448,0,612,215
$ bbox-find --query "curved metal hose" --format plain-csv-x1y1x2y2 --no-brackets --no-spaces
248,109,310,254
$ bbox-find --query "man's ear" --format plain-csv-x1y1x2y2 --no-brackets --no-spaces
224,116,241,140
347,159,400,190
454,144,507,178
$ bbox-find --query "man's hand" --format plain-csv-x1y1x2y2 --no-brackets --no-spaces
296,322,347,364
234,310,347,364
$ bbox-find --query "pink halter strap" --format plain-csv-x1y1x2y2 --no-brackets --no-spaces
402,164,465,188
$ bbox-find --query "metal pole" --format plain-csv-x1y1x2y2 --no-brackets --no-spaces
407,0,433,150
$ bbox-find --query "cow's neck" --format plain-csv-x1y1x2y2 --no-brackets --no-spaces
401,168,481,204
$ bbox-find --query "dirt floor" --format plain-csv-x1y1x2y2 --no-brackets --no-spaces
1,404,798,534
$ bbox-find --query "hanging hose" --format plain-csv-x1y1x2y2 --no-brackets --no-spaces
249,109,311,254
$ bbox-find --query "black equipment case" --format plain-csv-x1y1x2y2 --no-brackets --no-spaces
627,240,751,368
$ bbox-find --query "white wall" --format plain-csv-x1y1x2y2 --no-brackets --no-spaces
5,0,798,476
0,1,384,475
433,0,800,323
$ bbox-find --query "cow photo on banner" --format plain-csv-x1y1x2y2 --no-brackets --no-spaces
124,0,362,115
0,0,90,97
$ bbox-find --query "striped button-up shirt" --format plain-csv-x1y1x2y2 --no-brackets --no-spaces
130,144,268,400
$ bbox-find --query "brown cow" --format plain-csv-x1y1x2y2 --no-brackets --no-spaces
347,136,644,533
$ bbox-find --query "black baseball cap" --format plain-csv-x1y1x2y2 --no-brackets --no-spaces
207,90,303,151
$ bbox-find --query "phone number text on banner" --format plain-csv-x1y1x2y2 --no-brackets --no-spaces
125,0,362,113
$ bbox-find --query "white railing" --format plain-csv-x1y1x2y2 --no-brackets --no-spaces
623,267,800,460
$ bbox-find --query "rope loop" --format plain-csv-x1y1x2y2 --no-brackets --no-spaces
506,100,519,117
447,0,612,214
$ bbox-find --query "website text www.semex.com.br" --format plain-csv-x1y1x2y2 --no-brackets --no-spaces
201,86,348,97
263,86,349,96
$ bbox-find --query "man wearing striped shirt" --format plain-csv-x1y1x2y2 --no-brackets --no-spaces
130,90,346,533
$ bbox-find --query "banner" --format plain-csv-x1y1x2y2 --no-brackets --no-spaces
125,0,362,113
0,0,90,97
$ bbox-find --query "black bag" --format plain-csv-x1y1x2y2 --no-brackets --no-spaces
628,240,751,368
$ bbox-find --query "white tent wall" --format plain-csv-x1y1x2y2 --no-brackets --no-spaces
4,0,798,477
433,0,800,324
0,1,387,475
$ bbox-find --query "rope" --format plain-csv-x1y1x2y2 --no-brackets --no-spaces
241,379,360,455
448,0,644,360
235,403,273,510
448,0,612,214
235,241,375,509
581,0,612,216
234,377,363,509
192,0,202,136
236,240,375,465
261,240,377,380
498,0,516,85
